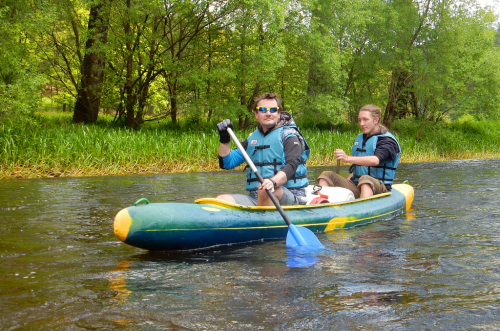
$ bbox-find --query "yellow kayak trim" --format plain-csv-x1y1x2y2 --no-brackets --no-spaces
193,183,413,212
392,183,414,211
114,208,132,242
194,191,392,210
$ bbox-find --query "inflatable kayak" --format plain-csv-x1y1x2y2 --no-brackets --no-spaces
114,183,414,251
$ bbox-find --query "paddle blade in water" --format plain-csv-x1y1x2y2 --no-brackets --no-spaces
286,224,323,248
286,249,320,268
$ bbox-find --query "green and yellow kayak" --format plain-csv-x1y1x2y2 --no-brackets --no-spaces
114,183,414,251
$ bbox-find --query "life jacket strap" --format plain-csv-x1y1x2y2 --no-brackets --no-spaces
251,145,270,156
352,163,397,182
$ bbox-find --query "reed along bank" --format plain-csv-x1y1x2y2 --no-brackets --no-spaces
1,114,499,179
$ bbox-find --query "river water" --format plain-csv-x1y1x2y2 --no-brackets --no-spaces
1,159,499,330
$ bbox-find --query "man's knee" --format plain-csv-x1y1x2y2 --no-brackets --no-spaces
216,194,236,203
257,188,283,206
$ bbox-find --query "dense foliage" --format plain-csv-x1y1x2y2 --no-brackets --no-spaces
1,0,500,129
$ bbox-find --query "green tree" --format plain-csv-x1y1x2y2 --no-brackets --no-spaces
7,0,500,131
29,0,94,119
73,0,111,124
206,0,288,128
341,0,500,126
104,0,241,128
411,3,500,121
0,2,44,121
299,0,346,126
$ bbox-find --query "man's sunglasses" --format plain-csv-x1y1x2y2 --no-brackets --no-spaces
255,106,279,113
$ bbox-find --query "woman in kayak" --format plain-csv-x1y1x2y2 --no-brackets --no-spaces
317,104,401,199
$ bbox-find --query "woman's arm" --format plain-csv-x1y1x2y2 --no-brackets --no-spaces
335,149,380,166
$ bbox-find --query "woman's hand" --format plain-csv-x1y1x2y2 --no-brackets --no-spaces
334,149,350,163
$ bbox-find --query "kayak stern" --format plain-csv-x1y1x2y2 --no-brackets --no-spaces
392,183,414,211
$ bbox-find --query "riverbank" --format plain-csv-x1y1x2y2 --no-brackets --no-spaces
1,113,499,179
3,153,498,179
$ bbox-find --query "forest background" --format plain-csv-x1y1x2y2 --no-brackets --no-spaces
1,0,500,179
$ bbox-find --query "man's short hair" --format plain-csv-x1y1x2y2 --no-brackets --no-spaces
252,93,283,113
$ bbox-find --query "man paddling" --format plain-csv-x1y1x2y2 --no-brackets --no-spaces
216,93,310,206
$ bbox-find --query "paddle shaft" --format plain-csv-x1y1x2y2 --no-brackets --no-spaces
336,159,340,174
227,128,292,226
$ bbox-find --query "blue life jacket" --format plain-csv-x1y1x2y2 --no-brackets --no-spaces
244,125,310,191
351,131,401,186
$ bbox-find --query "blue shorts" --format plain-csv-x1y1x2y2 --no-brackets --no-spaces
230,187,306,206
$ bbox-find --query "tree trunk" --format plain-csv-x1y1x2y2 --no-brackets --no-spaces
170,96,177,124
385,69,411,129
206,79,213,123
123,0,140,129
385,68,417,128
73,1,110,124
239,81,246,129
244,84,260,128
409,91,419,117
133,41,157,128
168,79,178,124
206,29,213,123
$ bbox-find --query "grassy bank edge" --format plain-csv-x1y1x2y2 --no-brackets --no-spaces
2,113,499,179
2,153,498,180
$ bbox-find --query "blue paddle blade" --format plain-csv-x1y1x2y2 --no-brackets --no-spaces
287,251,320,268
286,224,324,248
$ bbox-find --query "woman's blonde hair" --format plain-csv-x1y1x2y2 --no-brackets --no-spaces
359,104,387,132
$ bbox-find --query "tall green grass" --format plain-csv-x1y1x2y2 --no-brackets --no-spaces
1,113,499,178
390,119,499,162
0,120,222,177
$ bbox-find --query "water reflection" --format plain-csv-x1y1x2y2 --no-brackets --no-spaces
109,260,132,305
286,246,322,268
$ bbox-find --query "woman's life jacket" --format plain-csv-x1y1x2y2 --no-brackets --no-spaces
350,131,401,186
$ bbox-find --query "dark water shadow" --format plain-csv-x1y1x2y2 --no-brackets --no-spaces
120,232,336,269
127,239,282,264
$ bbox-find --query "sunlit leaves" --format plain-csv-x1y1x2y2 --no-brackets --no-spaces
0,2,45,120
2,0,500,128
